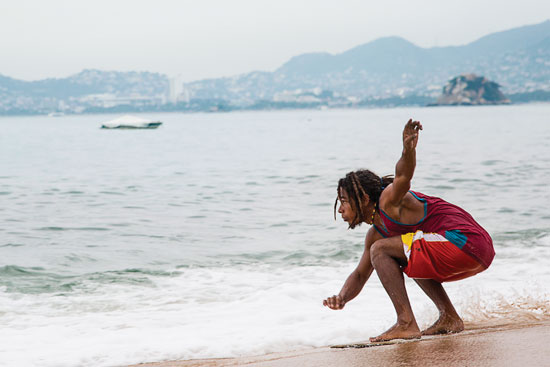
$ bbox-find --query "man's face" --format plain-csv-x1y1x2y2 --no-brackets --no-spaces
338,188,355,224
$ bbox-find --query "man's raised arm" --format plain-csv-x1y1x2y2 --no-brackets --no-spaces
384,119,423,206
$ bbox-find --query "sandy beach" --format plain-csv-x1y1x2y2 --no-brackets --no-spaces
129,321,550,367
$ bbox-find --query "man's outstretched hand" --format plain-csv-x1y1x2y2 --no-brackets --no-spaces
403,119,423,152
323,295,346,310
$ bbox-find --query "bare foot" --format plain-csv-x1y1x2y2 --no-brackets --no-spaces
422,315,464,335
370,322,421,342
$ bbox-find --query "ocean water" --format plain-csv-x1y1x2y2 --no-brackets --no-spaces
1,105,549,367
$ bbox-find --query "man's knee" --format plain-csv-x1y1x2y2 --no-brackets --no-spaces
370,236,407,267
370,239,388,266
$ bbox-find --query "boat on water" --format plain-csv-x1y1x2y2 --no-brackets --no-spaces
101,115,162,129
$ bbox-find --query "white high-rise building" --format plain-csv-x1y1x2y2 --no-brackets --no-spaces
169,75,183,103
168,75,191,103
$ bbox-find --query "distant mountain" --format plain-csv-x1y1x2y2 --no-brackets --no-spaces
460,20,550,56
278,37,433,76
277,20,550,75
0,70,168,114
0,69,167,98
185,20,550,102
0,20,549,114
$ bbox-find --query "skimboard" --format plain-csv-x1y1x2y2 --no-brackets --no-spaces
330,324,530,349
331,336,435,349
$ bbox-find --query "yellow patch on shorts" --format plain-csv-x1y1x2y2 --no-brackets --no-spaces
401,232,415,251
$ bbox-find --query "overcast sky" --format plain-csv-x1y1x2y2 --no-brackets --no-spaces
1,0,548,82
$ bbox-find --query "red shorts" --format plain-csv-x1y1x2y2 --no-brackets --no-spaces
401,231,485,283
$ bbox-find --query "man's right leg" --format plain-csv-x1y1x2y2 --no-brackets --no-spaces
369,236,421,342
414,279,464,335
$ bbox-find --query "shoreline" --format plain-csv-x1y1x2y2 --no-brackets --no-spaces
128,320,550,367
2,101,550,118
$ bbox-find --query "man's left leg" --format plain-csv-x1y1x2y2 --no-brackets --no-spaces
414,279,464,335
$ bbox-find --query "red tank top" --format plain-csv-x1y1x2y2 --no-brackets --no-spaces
374,191,495,268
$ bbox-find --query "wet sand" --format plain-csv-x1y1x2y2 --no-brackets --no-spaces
129,321,550,367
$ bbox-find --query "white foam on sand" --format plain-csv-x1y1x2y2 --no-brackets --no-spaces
1,264,390,367
2,236,550,367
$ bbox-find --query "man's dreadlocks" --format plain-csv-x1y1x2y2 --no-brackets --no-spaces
334,169,394,229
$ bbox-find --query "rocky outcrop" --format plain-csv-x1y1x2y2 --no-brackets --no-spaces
433,74,510,105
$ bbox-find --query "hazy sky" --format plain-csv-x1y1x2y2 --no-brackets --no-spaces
1,0,548,82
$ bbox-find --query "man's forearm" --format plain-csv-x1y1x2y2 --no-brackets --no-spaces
338,270,369,304
395,147,416,182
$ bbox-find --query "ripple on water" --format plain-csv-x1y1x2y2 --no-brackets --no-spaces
427,185,455,190
0,243,24,248
37,226,110,231
481,160,504,166
492,228,549,246
310,202,331,207
270,223,288,227
5,218,23,222
99,191,125,196
449,178,482,183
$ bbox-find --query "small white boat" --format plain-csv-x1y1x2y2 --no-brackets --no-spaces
101,115,162,129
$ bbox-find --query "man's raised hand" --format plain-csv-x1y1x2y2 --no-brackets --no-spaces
403,119,423,152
